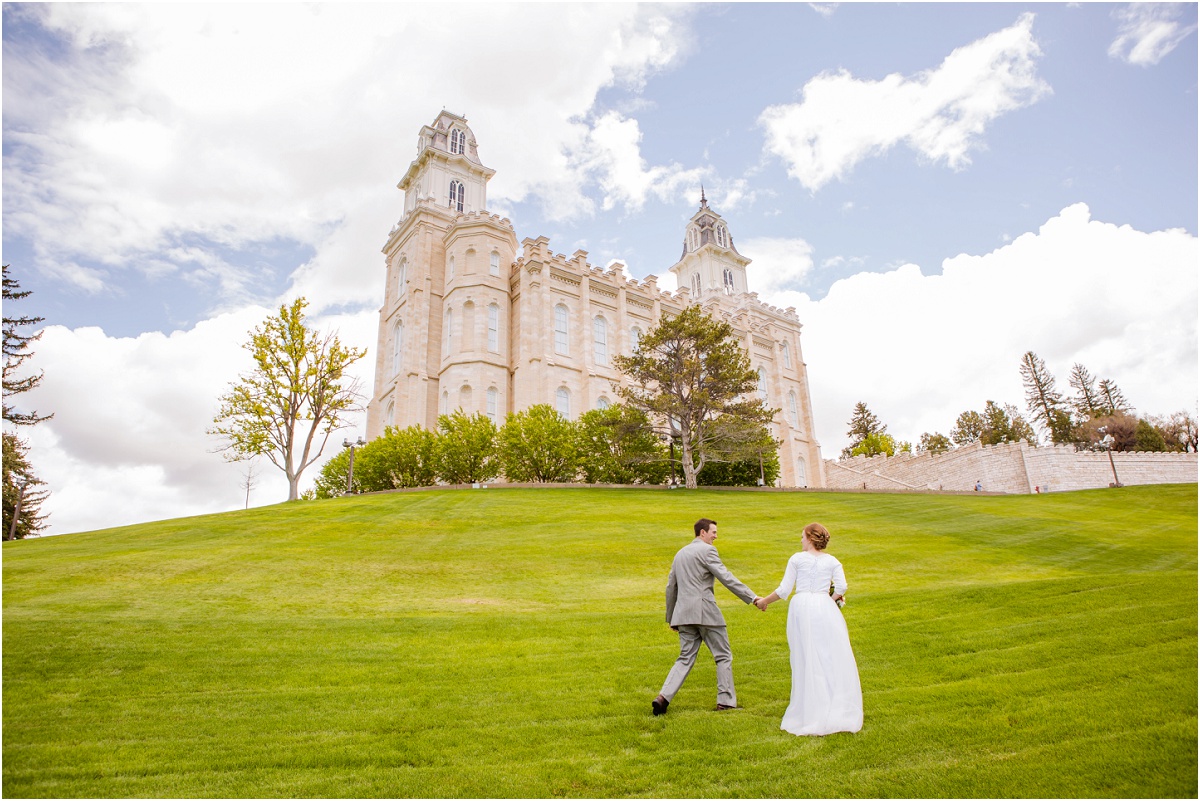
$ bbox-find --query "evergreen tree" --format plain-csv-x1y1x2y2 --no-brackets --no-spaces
1134,419,1167,452
842,401,886,458
3,432,49,538
1019,351,1073,444
613,305,774,489
1068,362,1103,419
1097,378,1132,416
2,265,53,427
2,266,51,538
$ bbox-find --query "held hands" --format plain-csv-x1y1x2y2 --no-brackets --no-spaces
753,596,770,611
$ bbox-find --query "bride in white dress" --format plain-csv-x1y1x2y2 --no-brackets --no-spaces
757,522,863,736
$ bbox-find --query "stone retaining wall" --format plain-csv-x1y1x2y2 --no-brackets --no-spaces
824,441,1196,494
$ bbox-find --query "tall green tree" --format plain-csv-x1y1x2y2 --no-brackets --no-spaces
1068,362,1103,420
209,298,366,501
950,410,985,446
842,401,886,458
1097,378,1132,416
980,401,1037,446
436,410,500,484
1134,418,1167,452
1019,351,1073,444
613,305,774,489
576,404,668,485
3,265,51,538
3,433,48,539
498,404,579,483
919,432,952,454
3,265,53,428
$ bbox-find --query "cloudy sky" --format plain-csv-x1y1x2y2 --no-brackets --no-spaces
3,3,1196,535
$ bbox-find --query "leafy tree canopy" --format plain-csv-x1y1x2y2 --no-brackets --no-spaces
209,298,365,501
614,304,774,488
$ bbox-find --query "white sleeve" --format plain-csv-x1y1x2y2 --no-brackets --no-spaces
774,555,798,601
831,558,848,596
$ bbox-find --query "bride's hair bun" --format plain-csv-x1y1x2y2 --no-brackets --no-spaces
804,522,830,550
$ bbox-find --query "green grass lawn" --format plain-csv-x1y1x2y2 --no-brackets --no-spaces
4,484,1196,798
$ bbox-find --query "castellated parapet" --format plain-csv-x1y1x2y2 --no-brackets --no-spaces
365,111,825,488
825,440,1197,493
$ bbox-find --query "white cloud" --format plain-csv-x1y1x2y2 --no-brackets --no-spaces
759,13,1050,191
571,110,708,214
3,4,695,312
762,204,1197,456
1108,3,1197,66
21,305,379,535
742,237,816,296
809,4,839,19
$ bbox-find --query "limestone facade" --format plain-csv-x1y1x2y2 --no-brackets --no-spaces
825,440,1197,493
365,111,826,488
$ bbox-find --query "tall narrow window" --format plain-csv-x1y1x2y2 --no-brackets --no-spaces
796,457,808,488
486,387,498,422
788,391,799,427
630,326,641,353
692,273,701,295
593,315,608,365
450,128,465,155
716,226,728,247
723,268,734,295
758,367,768,401
554,304,569,355
440,391,449,416
597,396,610,410
448,255,456,278
462,302,475,351
397,258,408,297
444,308,454,354
460,385,472,411
385,400,395,426
782,340,792,368
487,304,499,353
449,180,464,212
556,387,570,418
489,251,500,277
392,320,404,376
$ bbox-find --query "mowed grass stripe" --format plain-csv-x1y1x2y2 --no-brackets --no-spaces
4,484,1196,797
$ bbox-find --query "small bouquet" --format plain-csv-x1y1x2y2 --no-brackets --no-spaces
829,583,846,609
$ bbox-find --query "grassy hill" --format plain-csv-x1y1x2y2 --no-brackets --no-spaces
4,484,1196,798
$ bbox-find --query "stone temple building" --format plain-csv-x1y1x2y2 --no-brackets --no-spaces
365,111,826,488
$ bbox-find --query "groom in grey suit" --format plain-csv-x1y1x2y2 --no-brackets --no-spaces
652,518,761,715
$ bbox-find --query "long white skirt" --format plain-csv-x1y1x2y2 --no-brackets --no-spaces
781,591,863,736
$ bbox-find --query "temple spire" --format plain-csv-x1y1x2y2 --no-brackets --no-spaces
699,185,708,208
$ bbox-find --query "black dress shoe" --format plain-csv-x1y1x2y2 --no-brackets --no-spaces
715,703,738,711
652,695,670,716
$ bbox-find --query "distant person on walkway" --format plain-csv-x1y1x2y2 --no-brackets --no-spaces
756,522,863,736
975,480,983,492
652,518,762,715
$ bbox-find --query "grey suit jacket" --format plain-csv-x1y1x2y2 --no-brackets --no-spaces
665,538,757,627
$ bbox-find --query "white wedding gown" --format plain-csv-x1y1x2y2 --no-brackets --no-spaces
774,551,863,736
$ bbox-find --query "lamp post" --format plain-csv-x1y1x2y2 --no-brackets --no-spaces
757,449,765,486
1099,427,1122,488
7,475,28,541
342,437,366,495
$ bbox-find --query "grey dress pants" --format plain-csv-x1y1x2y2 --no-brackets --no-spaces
659,624,736,707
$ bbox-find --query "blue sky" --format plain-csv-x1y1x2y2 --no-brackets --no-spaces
3,3,1196,534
